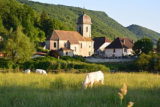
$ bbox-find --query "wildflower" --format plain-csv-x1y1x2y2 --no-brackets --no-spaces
118,83,128,105
127,101,134,107
118,92,124,100
120,83,128,96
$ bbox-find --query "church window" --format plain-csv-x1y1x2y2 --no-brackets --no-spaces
54,42,57,48
79,27,82,33
75,47,77,52
81,43,83,48
124,48,127,52
66,52,68,55
86,27,88,32
64,43,67,47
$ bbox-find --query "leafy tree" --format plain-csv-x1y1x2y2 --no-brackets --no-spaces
135,53,152,71
157,38,160,53
2,26,35,63
133,38,153,55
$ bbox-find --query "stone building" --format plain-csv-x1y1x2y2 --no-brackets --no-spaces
93,37,111,56
105,37,134,57
46,13,94,57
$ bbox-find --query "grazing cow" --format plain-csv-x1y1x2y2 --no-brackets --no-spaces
36,69,47,75
83,71,104,89
23,69,31,74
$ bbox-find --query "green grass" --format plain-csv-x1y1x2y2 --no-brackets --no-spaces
0,72,160,107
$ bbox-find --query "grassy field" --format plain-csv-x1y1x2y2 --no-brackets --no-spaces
0,72,160,107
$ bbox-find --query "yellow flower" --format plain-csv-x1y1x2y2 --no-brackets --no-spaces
118,92,124,100
127,101,134,107
120,83,128,96
120,88,127,96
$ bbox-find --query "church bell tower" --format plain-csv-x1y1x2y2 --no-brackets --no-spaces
77,13,92,38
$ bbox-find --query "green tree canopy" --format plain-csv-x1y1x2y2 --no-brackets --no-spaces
157,38,160,53
133,38,153,55
2,26,35,63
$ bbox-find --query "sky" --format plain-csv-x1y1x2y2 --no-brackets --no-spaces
31,0,160,33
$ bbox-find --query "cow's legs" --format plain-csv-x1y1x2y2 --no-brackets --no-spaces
100,79,104,85
90,82,94,88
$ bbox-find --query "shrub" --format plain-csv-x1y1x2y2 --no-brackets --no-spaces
37,47,49,53
135,53,160,72
61,56,85,62
1,56,110,73
0,58,14,69
135,53,152,70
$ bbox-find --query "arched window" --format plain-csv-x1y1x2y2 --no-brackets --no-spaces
54,42,56,48
86,27,88,32
75,47,77,52
79,27,81,33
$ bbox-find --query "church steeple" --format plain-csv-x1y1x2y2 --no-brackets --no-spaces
77,13,92,38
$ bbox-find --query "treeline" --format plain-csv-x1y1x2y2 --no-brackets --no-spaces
0,0,67,63
0,0,67,42
133,38,160,72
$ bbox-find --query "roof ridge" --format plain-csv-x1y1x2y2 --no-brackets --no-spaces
55,30,78,32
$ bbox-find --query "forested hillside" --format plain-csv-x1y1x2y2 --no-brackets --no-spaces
17,0,138,40
0,0,68,62
0,0,67,43
127,25,160,43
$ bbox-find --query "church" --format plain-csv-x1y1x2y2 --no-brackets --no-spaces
46,13,94,57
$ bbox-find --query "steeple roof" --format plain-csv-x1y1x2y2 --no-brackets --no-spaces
77,13,92,24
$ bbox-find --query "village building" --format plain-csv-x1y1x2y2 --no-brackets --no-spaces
46,13,94,57
93,37,111,56
104,37,134,57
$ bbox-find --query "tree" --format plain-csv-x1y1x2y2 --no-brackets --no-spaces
135,53,152,71
133,38,153,55
157,38,160,53
3,26,35,63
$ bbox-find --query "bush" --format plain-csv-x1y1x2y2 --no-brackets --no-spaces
0,56,110,73
37,47,49,53
0,58,14,69
61,56,85,62
135,53,160,72
21,56,109,73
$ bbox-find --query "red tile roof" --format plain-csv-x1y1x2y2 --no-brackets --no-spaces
106,37,134,49
77,14,92,24
93,37,112,50
49,30,93,44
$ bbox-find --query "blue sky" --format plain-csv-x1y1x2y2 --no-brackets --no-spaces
31,0,160,33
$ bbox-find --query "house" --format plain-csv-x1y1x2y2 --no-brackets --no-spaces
46,13,94,57
93,37,111,56
105,37,134,57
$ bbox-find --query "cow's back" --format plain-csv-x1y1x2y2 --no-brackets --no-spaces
87,71,104,81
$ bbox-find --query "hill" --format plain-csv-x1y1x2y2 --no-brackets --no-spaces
17,0,138,40
127,24,160,43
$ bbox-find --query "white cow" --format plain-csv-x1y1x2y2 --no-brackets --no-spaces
23,69,31,74
83,71,104,89
36,69,47,75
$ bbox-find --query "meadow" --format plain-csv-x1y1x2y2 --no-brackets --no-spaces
0,72,160,107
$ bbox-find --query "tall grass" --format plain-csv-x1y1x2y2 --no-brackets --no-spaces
0,72,160,107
